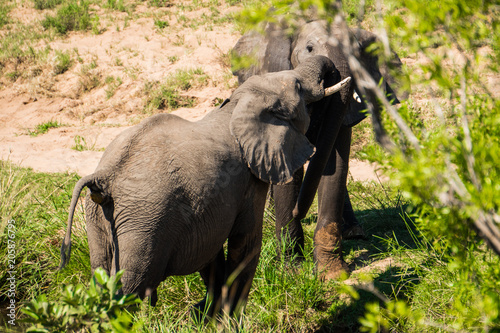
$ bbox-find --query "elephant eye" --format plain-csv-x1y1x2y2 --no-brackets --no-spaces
306,45,313,53
296,81,302,93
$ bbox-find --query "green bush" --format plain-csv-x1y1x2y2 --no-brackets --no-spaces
22,268,142,332
41,0,91,34
33,0,64,10
143,68,209,113
53,50,73,75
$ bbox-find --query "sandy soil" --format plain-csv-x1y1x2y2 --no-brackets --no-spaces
0,1,383,183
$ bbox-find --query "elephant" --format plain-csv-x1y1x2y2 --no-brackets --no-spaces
58,55,351,316
232,20,405,280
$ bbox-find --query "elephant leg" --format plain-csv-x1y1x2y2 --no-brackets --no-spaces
342,189,366,240
314,125,352,280
224,188,266,315
273,167,305,260
194,249,226,317
113,228,164,306
85,195,113,275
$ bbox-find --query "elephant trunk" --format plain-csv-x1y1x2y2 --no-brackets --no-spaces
294,55,337,104
59,171,109,270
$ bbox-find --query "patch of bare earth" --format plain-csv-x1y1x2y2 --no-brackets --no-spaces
0,1,383,183
0,1,243,175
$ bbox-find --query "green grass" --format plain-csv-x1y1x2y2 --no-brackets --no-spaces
0,25,51,68
104,75,122,99
0,1,11,28
72,135,103,151
41,0,92,35
0,161,90,311
28,120,64,136
104,0,127,12
143,68,210,113
78,57,101,93
33,0,64,10
53,49,73,75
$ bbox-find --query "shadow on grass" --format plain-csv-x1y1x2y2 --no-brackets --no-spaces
307,205,423,332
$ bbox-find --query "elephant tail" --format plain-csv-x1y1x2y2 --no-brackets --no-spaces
59,173,104,270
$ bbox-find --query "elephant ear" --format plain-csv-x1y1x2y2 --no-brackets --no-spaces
230,91,315,185
232,24,292,84
344,28,407,127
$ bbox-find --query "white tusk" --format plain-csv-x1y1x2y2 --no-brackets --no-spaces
324,76,351,97
353,90,362,103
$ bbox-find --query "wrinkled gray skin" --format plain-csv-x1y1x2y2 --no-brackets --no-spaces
59,56,343,316
233,20,405,280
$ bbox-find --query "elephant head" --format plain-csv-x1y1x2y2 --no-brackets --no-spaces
230,55,349,185
233,20,404,127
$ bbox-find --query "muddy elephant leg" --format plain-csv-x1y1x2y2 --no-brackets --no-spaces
314,125,352,280
195,249,226,317
273,167,305,260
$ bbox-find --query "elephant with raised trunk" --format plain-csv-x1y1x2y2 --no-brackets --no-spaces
59,55,350,316
233,20,405,280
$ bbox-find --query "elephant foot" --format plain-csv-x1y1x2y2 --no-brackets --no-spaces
191,297,220,322
342,223,367,240
314,221,350,281
316,257,350,281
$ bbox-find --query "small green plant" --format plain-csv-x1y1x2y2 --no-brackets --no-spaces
28,120,63,137
154,19,169,30
143,68,209,113
78,57,101,93
72,135,100,151
143,81,196,113
53,50,73,75
105,75,122,99
167,55,178,63
33,0,63,10
105,0,126,11
22,268,142,332
91,13,101,34
114,57,123,66
41,0,91,34
148,0,172,7
5,71,21,82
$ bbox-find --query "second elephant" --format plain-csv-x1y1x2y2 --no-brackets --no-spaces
233,20,405,280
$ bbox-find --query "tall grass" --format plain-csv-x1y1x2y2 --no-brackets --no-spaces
0,161,90,307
